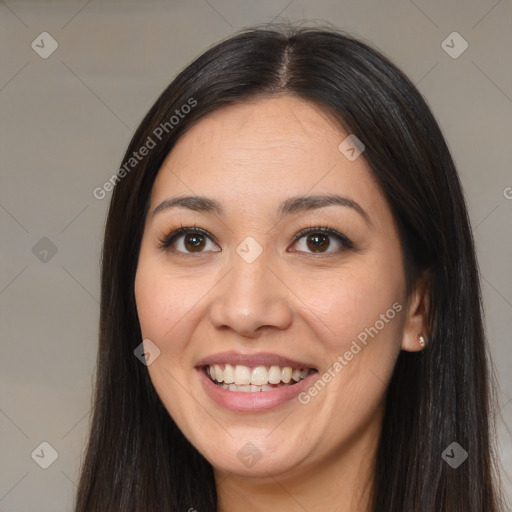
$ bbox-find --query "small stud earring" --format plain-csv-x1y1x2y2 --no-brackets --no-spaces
418,334,426,348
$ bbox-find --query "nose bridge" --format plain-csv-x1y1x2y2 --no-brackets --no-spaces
208,242,293,335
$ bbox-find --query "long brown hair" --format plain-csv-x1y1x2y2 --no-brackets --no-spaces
74,23,505,511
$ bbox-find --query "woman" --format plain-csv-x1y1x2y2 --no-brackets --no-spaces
74,23,505,511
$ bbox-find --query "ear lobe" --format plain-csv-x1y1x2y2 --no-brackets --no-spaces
401,270,431,352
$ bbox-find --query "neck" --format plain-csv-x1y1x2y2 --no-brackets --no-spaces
214,405,383,512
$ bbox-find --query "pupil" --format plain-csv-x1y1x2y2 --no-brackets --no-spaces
307,233,329,252
185,234,205,252
182,233,330,253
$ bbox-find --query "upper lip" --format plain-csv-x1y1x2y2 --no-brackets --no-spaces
196,351,318,370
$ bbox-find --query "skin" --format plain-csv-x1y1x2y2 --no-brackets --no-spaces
134,94,430,512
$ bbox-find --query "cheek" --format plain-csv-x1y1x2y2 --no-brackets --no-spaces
302,262,404,351
134,261,196,410
134,255,227,370
294,270,404,435
134,260,195,358
297,254,405,416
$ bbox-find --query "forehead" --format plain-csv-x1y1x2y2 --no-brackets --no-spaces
164,95,345,171
150,95,389,229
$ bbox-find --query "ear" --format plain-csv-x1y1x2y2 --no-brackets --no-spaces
401,270,431,352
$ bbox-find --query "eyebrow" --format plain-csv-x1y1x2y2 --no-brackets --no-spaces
151,194,372,226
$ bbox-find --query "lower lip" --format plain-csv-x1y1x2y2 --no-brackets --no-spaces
197,367,318,412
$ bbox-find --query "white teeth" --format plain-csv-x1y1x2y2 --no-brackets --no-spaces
234,365,251,385
223,364,234,384
291,369,302,382
281,367,292,383
250,366,268,386
268,365,281,384
207,363,313,389
214,364,223,382
219,383,290,392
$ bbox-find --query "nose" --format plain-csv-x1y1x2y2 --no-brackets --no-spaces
208,251,293,338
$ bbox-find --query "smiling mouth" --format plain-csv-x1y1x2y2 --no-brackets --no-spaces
205,364,318,392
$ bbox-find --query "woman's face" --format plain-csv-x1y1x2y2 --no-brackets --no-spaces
135,95,425,480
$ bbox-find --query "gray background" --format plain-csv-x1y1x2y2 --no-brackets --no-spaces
0,0,511,510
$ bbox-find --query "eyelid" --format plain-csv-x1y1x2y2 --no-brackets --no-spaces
157,224,354,254
156,224,219,252
290,225,354,251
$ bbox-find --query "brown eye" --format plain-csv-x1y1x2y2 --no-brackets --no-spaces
291,227,353,255
183,233,206,252
306,233,330,252
158,227,220,254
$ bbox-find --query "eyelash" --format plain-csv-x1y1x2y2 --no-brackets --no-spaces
157,222,354,256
